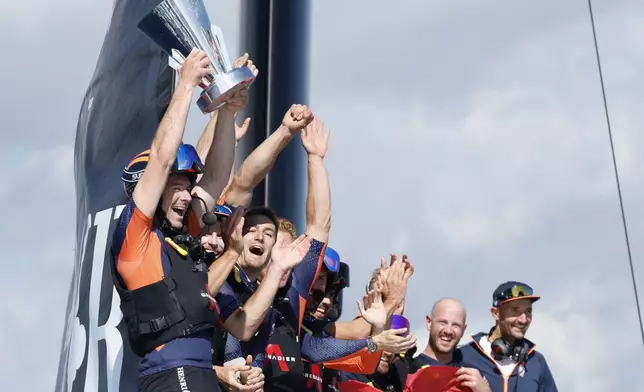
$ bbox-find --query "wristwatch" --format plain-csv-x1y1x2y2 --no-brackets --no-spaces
366,337,378,353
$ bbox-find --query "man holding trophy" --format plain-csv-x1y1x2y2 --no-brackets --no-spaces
110,1,316,392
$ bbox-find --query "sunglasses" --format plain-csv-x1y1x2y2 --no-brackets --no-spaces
495,284,535,305
214,203,233,217
173,144,205,174
323,254,340,273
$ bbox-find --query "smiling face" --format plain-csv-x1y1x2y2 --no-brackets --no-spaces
427,299,466,356
376,351,395,374
492,298,533,342
306,270,331,319
238,220,277,276
259,227,296,287
160,174,193,229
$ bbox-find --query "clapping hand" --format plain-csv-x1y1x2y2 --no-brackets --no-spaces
357,289,387,329
270,234,312,272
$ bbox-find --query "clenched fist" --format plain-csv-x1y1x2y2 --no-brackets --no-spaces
282,104,314,132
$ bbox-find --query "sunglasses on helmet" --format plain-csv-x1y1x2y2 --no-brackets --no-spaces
172,144,204,174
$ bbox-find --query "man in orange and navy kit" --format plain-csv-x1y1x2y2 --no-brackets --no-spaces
111,50,308,392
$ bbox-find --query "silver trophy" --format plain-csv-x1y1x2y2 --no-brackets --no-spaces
138,0,255,113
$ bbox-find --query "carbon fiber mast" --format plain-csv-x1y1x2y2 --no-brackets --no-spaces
239,0,311,232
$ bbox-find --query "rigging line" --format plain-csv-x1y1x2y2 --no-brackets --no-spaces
587,0,644,348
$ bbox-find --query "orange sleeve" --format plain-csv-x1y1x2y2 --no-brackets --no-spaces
323,349,382,374
115,205,164,290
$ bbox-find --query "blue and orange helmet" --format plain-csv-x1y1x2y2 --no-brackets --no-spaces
321,246,350,322
324,247,349,293
121,143,204,198
323,247,341,273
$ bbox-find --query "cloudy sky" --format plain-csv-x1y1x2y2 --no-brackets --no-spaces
1,0,643,391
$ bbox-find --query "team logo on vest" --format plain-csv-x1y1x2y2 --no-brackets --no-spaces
265,344,297,372
304,364,322,392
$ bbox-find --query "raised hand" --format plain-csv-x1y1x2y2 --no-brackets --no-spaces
371,328,417,354
222,206,246,254
282,104,314,133
301,117,330,158
235,117,251,144
233,53,259,77
357,290,387,329
271,234,312,272
220,54,259,113
381,255,412,305
178,49,214,88
223,88,250,113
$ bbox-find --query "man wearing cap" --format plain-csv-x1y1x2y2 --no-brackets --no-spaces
459,282,558,392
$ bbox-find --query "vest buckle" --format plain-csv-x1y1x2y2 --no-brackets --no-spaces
149,317,164,333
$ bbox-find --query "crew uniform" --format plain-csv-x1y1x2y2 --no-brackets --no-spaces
299,247,385,392
215,206,327,385
338,348,420,392
414,349,463,368
460,282,558,392
111,147,223,392
301,318,385,392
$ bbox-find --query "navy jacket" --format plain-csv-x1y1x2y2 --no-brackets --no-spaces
459,333,558,392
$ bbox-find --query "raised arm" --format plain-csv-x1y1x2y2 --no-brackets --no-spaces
301,117,331,243
195,112,251,199
206,208,245,295
301,333,379,374
195,111,218,165
222,235,312,341
327,258,413,339
133,49,212,217
223,105,314,207
194,55,250,165
191,58,259,218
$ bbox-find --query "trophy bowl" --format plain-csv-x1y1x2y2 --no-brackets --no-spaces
138,0,256,113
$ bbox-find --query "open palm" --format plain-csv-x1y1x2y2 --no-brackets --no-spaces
357,290,387,329
271,234,312,271
301,117,330,158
